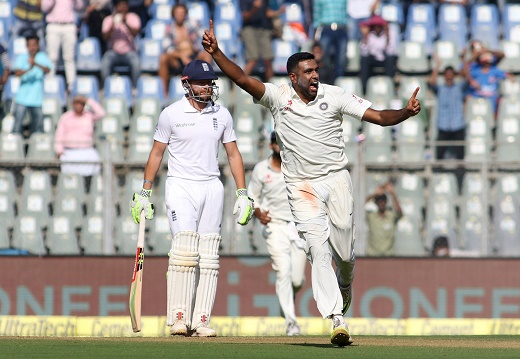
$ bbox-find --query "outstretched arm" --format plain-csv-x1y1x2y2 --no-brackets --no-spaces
362,87,421,127
202,20,266,101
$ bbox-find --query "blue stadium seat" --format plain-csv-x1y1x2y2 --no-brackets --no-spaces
404,22,434,56
44,74,67,107
470,4,500,49
76,37,102,73
3,75,19,108
186,1,210,26
138,38,162,73
438,4,468,53
168,75,187,102
0,2,14,29
71,75,100,102
144,19,171,40
406,3,436,37
136,75,166,104
8,36,28,66
381,2,405,27
103,75,133,107
0,18,9,45
502,4,520,41
148,3,173,21
272,39,298,75
214,1,242,32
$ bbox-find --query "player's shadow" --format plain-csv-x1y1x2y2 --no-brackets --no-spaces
289,343,358,349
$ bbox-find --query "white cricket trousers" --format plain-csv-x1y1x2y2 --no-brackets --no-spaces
285,169,356,319
263,219,307,325
164,177,224,236
45,23,77,89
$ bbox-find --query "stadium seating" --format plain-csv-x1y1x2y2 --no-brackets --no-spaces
46,216,81,255
138,39,162,73
26,132,55,161
148,214,172,255
397,41,430,74
114,216,140,255
76,37,102,73
102,97,131,129
71,75,100,102
80,214,106,255
103,75,133,107
0,133,24,161
470,4,500,50
498,40,520,74
12,215,45,255
0,170,17,229
438,4,468,53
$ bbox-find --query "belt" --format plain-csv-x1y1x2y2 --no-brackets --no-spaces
322,22,347,30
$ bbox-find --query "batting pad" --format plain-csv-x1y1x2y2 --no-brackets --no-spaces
192,233,221,329
167,231,200,327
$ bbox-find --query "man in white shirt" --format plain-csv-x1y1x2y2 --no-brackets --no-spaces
202,20,421,346
248,131,308,336
129,59,254,337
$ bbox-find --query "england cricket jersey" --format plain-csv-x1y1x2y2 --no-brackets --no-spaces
154,96,236,181
256,82,371,183
248,158,293,221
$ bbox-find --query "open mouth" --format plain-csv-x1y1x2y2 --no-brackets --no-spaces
309,82,319,91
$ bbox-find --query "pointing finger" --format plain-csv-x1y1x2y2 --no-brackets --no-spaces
411,86,420,100
209,19,214,33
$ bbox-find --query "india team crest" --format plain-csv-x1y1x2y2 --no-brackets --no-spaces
319,102,329,110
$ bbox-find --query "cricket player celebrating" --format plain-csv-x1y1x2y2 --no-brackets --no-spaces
248,131,308,336
202,20,421,346
130,59,254,337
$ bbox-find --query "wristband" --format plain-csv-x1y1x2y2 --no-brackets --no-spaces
143,179,153,185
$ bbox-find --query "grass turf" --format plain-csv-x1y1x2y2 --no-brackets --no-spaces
3,336,520,359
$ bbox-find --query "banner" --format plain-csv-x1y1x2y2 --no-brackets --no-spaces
1,257,519,318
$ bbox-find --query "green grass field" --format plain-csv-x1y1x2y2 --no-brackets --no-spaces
3,336,520,359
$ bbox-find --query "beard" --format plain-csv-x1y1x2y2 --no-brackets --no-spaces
272,150,281,160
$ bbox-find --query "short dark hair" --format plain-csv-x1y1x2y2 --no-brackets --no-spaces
286,52,315,74
431,236,449,256
374,194,387,202
444,66,457,75
172,3,188,15
270,131,277,144
25,34,39,43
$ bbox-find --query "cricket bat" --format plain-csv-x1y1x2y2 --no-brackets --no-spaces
129,211,146,333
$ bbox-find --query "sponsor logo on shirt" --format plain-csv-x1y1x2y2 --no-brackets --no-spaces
213,118,218,130
352,94,363,103
265,173,272,183
174,123,196,127
283,100,293,112
171,210,177,222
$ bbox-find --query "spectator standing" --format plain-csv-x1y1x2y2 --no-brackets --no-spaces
54,96,106,176
12,34,52,136
467,51,513,114
365,182,402,257
428,59,466,161
359,15,397,94
431,235,450,257
347,0,379,41
101,0,141,86
248,132,308,337
313,0,348,84
83,0,112,54
42,0,84,92
240,0,275,81
12,0,45,47
159,3,211,99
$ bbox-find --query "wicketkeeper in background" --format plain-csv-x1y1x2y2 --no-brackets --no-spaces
130,59,254,337
248,131,307,336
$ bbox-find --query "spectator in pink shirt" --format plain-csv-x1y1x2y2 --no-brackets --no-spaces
101,0,141,86
42,0,84,92
54,96,106,176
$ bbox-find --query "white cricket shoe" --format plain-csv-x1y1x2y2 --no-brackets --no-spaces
330,316,353,347
192,324,217,337
286,322,301,336
170,321,188,336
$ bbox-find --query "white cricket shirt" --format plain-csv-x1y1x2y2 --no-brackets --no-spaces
248,158,293,221
256,82,371,183
154,96,237,181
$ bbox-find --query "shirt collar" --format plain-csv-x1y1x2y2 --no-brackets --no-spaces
289,82,324,103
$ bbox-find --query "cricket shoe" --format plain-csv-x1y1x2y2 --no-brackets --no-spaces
192,324,217,337
286,322,301,336
170,321,188,336
340,283,352,316
330,317,353,347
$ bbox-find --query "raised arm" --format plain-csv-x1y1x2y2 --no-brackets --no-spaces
202,20,266,101
362,87,421,127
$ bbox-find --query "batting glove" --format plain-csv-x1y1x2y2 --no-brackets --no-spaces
130,188,155,224
233,188,254,225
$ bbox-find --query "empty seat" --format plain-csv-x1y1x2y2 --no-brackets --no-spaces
272,39,298,75
394,216,425,256
404,22,434,56
396,172,425,219
345,40,360,75
397,41,429,74
148,3,172,21
438,4,468,52
334,76,363,96
425,194,457,252
102,97,130,129
2,75,20,109
0,170,17,228
71,75,100,102
498,41,520,74
114,216,140,255
94,115,125,142
341,116,360,164
214,1,242,32
432,40,461,72
44,75,68,107
103,75,133,107
138,39,162,73
470,4,500,50
19,170,52,228
144,19,171,40
0,133,24,161
168,75,187,103
8,37,28,67
406,3,436,35
129,113,156,137
148,214,172,255
136,75,165,105
396,117,425,163
46,216,81,255
42,97,63,131
465,116,492,162
362,122,392,163
12,216,45,255
76,37,102,73
365,75,396,103
496,116,520,163
26,133,55,161
186,1,210,26
54,193,84,229
80,214,105,255
493,193,520,256
126,133,154,163
134,97,163,117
